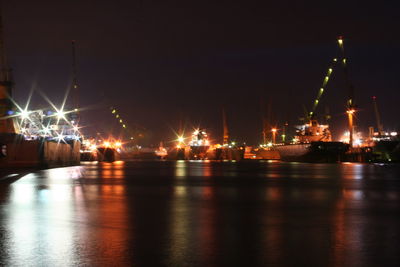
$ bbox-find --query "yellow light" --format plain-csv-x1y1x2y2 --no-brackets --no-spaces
347,109,355,114
333,58,337,62
271,128,277,132
104,141,111,147
116,115,119,118
320,88,324,92
115,142,122,148
119,119,123,123
177,136,184,143
112,109,116,114
338,38,343,46
123,124,126,128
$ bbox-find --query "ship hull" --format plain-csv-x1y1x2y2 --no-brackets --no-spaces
1,133,80,168
190,145,210,159
371,140,400,162
274,141,349,162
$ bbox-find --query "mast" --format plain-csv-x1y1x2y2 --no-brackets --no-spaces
338,36,356,147
222,108,229,145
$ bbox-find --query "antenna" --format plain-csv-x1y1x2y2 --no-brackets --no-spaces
71,40,79,111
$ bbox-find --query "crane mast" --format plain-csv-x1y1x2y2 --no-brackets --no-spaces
338,36,356,148
372,96,383,136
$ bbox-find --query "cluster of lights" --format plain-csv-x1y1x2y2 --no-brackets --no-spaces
259,142,273,148
1,89,83,144
189,129,210,147
13,106,80,143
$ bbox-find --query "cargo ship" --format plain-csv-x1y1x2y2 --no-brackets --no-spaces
274,120,349,162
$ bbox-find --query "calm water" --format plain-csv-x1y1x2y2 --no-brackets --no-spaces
1,160,400,266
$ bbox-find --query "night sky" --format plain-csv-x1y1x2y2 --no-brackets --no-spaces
3,0,400,145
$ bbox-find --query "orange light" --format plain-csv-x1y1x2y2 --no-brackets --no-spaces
347,109,355,114
115,142,122,148
271,128,277,132
103,141,111,147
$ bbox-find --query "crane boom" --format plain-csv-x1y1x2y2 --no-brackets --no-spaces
308,58,337,121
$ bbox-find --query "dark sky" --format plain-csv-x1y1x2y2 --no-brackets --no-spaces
3,0,400,145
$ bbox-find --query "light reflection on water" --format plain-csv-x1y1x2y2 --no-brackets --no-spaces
0,161,400,266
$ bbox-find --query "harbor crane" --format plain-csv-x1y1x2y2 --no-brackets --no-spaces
305,36,357,147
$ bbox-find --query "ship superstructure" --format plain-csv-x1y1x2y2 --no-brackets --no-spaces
189,129,210,159
293,120,331,143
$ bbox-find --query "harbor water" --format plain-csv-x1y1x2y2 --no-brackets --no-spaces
1,160,400,266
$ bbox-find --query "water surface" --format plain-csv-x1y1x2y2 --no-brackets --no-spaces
1,161,400,266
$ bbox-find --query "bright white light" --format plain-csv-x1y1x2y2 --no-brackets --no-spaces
20,110,29,120
354,139,362,146
56,132,65,143
56,110,66,120
390,132,397,136
42,126,51,135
